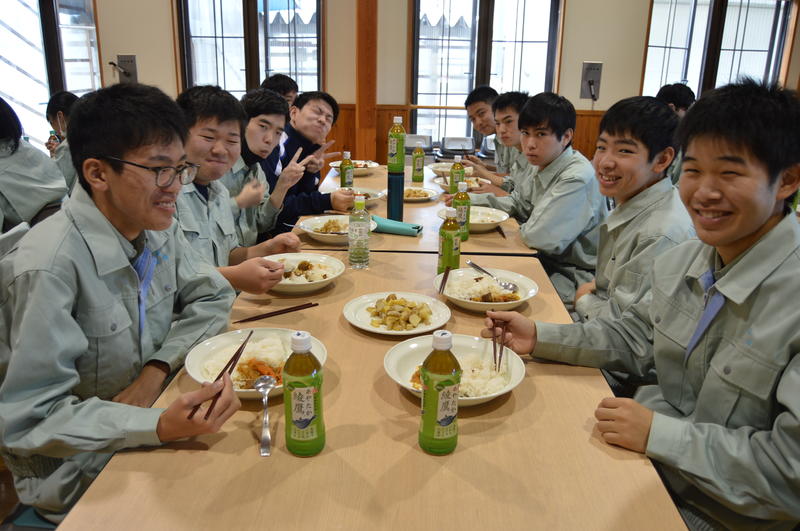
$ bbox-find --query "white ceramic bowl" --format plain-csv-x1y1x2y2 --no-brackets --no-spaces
185,328,328,399
330,160,380,176
297,215,378,244
342,291,451,336
265,253,345,294
431,176,491,192
379,187,440,202
436,206,509,232
351,187,384,207
428,162,475,178
433,267,539,312
383,333,525,406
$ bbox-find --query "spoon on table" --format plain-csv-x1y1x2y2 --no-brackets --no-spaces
253,375,277,457
283,222,347,235
465,259,519,293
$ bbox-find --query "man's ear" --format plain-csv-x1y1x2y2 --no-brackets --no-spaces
560,128,574,147
82,158,110,193
652,146,676,174
777,164,800,203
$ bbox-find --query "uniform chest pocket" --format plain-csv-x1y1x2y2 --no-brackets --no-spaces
651,286,695,350
75,302,138,399
177,210,210,243
215,212,237,239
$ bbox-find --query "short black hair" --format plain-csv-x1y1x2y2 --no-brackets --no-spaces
68,83,187,195
294,91,339,124
240,88,290,121
517,92,576,140
655,83,696,111
464,86,498,108
0,96,22,154
176,85,246,130
599,96,678,162
46,91,79,120
492,91,529,115
676,79,800,189
260,74,298,96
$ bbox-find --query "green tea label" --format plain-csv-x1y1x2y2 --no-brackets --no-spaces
287,377,322,441
343,167,354,187
420,370,460,440
388,138,398,162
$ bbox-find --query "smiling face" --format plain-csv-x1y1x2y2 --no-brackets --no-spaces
467,101,496,136
86,138,186,240
592,131,673,204
290,98,334,144
494,107,521,148
185,118,241,185
245,113,286,158
519,123,572,169
679,136,799,264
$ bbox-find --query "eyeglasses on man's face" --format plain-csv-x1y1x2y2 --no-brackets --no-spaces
99,156,199,188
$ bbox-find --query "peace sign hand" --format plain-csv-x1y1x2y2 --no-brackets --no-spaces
305,140,340,173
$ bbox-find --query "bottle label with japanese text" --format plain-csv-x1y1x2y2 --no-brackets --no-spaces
288,378,322,441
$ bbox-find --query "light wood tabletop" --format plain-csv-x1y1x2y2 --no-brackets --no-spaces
290,165,536,255
60,252,684,531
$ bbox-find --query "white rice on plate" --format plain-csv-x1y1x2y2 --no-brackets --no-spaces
202,334,289,388
445,275,518,302
278,259,332,283
459,354,508,397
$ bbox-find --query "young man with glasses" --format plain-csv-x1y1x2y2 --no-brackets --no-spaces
0,83,240,523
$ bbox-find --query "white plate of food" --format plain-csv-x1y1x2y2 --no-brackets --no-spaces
296,215,378,244
265,253,345,294
436,206,509,232
329,160,380,176
431,175,491,192
433,267,539,312
342,292,451,336
350,187,384,207
428,162,475,178
383,333,525,406
185,328,328,399
379,187,440,202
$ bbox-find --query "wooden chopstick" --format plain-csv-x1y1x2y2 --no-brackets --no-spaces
188,330,254,420
495,225,507,239
438,266,451,294
232,302,319,324
496,321,507,372
492,318,498,370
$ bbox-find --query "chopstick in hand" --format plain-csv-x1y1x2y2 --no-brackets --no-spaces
495,225,507,239
438,266,452,294
233,302,319,324
496,321,507,372
187,330,253,420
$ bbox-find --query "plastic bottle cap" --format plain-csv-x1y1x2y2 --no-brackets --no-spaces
343,151,351,159
445,207,457,218
432,330,453,350
354,195,365,207
291,331,312,352
454,155,462,162
458,181,468,192
393,116,402,124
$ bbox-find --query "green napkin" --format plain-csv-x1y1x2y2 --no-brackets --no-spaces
372,215,422,236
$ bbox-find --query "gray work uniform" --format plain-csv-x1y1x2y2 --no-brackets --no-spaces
471,146,608,303
0,186,235,522
53,139,78,193
175,181,239,267
534,214,800,529
220,157,280,246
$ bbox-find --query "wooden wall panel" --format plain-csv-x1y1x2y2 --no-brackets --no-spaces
573,110,604,160
328,104,356,156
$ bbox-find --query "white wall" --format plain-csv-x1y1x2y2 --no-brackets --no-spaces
377,0,408,104
325,0,357,104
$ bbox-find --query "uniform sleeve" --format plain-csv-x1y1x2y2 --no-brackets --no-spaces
0,270,163,458
469,192,517,214
148,229,235,370
647,355,800,521
253,165,280,233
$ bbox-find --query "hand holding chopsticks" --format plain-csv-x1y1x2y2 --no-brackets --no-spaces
480,310,539,364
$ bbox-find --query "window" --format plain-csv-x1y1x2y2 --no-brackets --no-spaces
1,0,100,150
412,0,560,141
179,0,320,96
643,0,793,98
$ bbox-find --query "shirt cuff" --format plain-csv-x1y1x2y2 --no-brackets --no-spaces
123,406,165,447
645,411,689,467
532,321,570,360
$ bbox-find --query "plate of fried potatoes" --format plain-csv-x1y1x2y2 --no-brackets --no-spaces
342,292,451,336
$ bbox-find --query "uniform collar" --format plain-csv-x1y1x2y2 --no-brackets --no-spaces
535,146,574,187
65,186,169,277
604,178,675,232
684,214,800,304
181,180,226,203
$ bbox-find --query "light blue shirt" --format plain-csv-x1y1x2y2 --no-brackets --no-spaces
175,181,240,267
53,139,78,193
220,157,280,246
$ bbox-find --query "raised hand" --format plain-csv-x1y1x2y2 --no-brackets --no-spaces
480,310,538,356
235,178,267,209
305,140,340,174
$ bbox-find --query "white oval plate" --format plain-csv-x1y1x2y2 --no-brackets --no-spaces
428,162,475,177
342,291,451,336
436,206,509,232
379,187,440,203
330,160,380,176
351,187,384,207
433,267,539,312
383,333,525,406
431,175,491,192
297,215,378,244
265,253,345,294
185,328,328,399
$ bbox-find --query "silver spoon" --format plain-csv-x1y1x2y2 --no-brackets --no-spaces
253,375,277,457
283,222,347,235
465,259,519,293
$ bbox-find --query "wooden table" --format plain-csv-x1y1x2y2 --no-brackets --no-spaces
292,165,535,255
60,252,684,531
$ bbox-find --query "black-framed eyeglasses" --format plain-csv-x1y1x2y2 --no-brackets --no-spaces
99,156,199,188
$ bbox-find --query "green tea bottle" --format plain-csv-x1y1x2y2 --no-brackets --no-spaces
340,151,354,189
411,142,425,183
348,194,370,269
419,330,462,455
387,116,406,173
437,207,461,274
284,331,325,456
452,181,470,241
448,155,465,194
